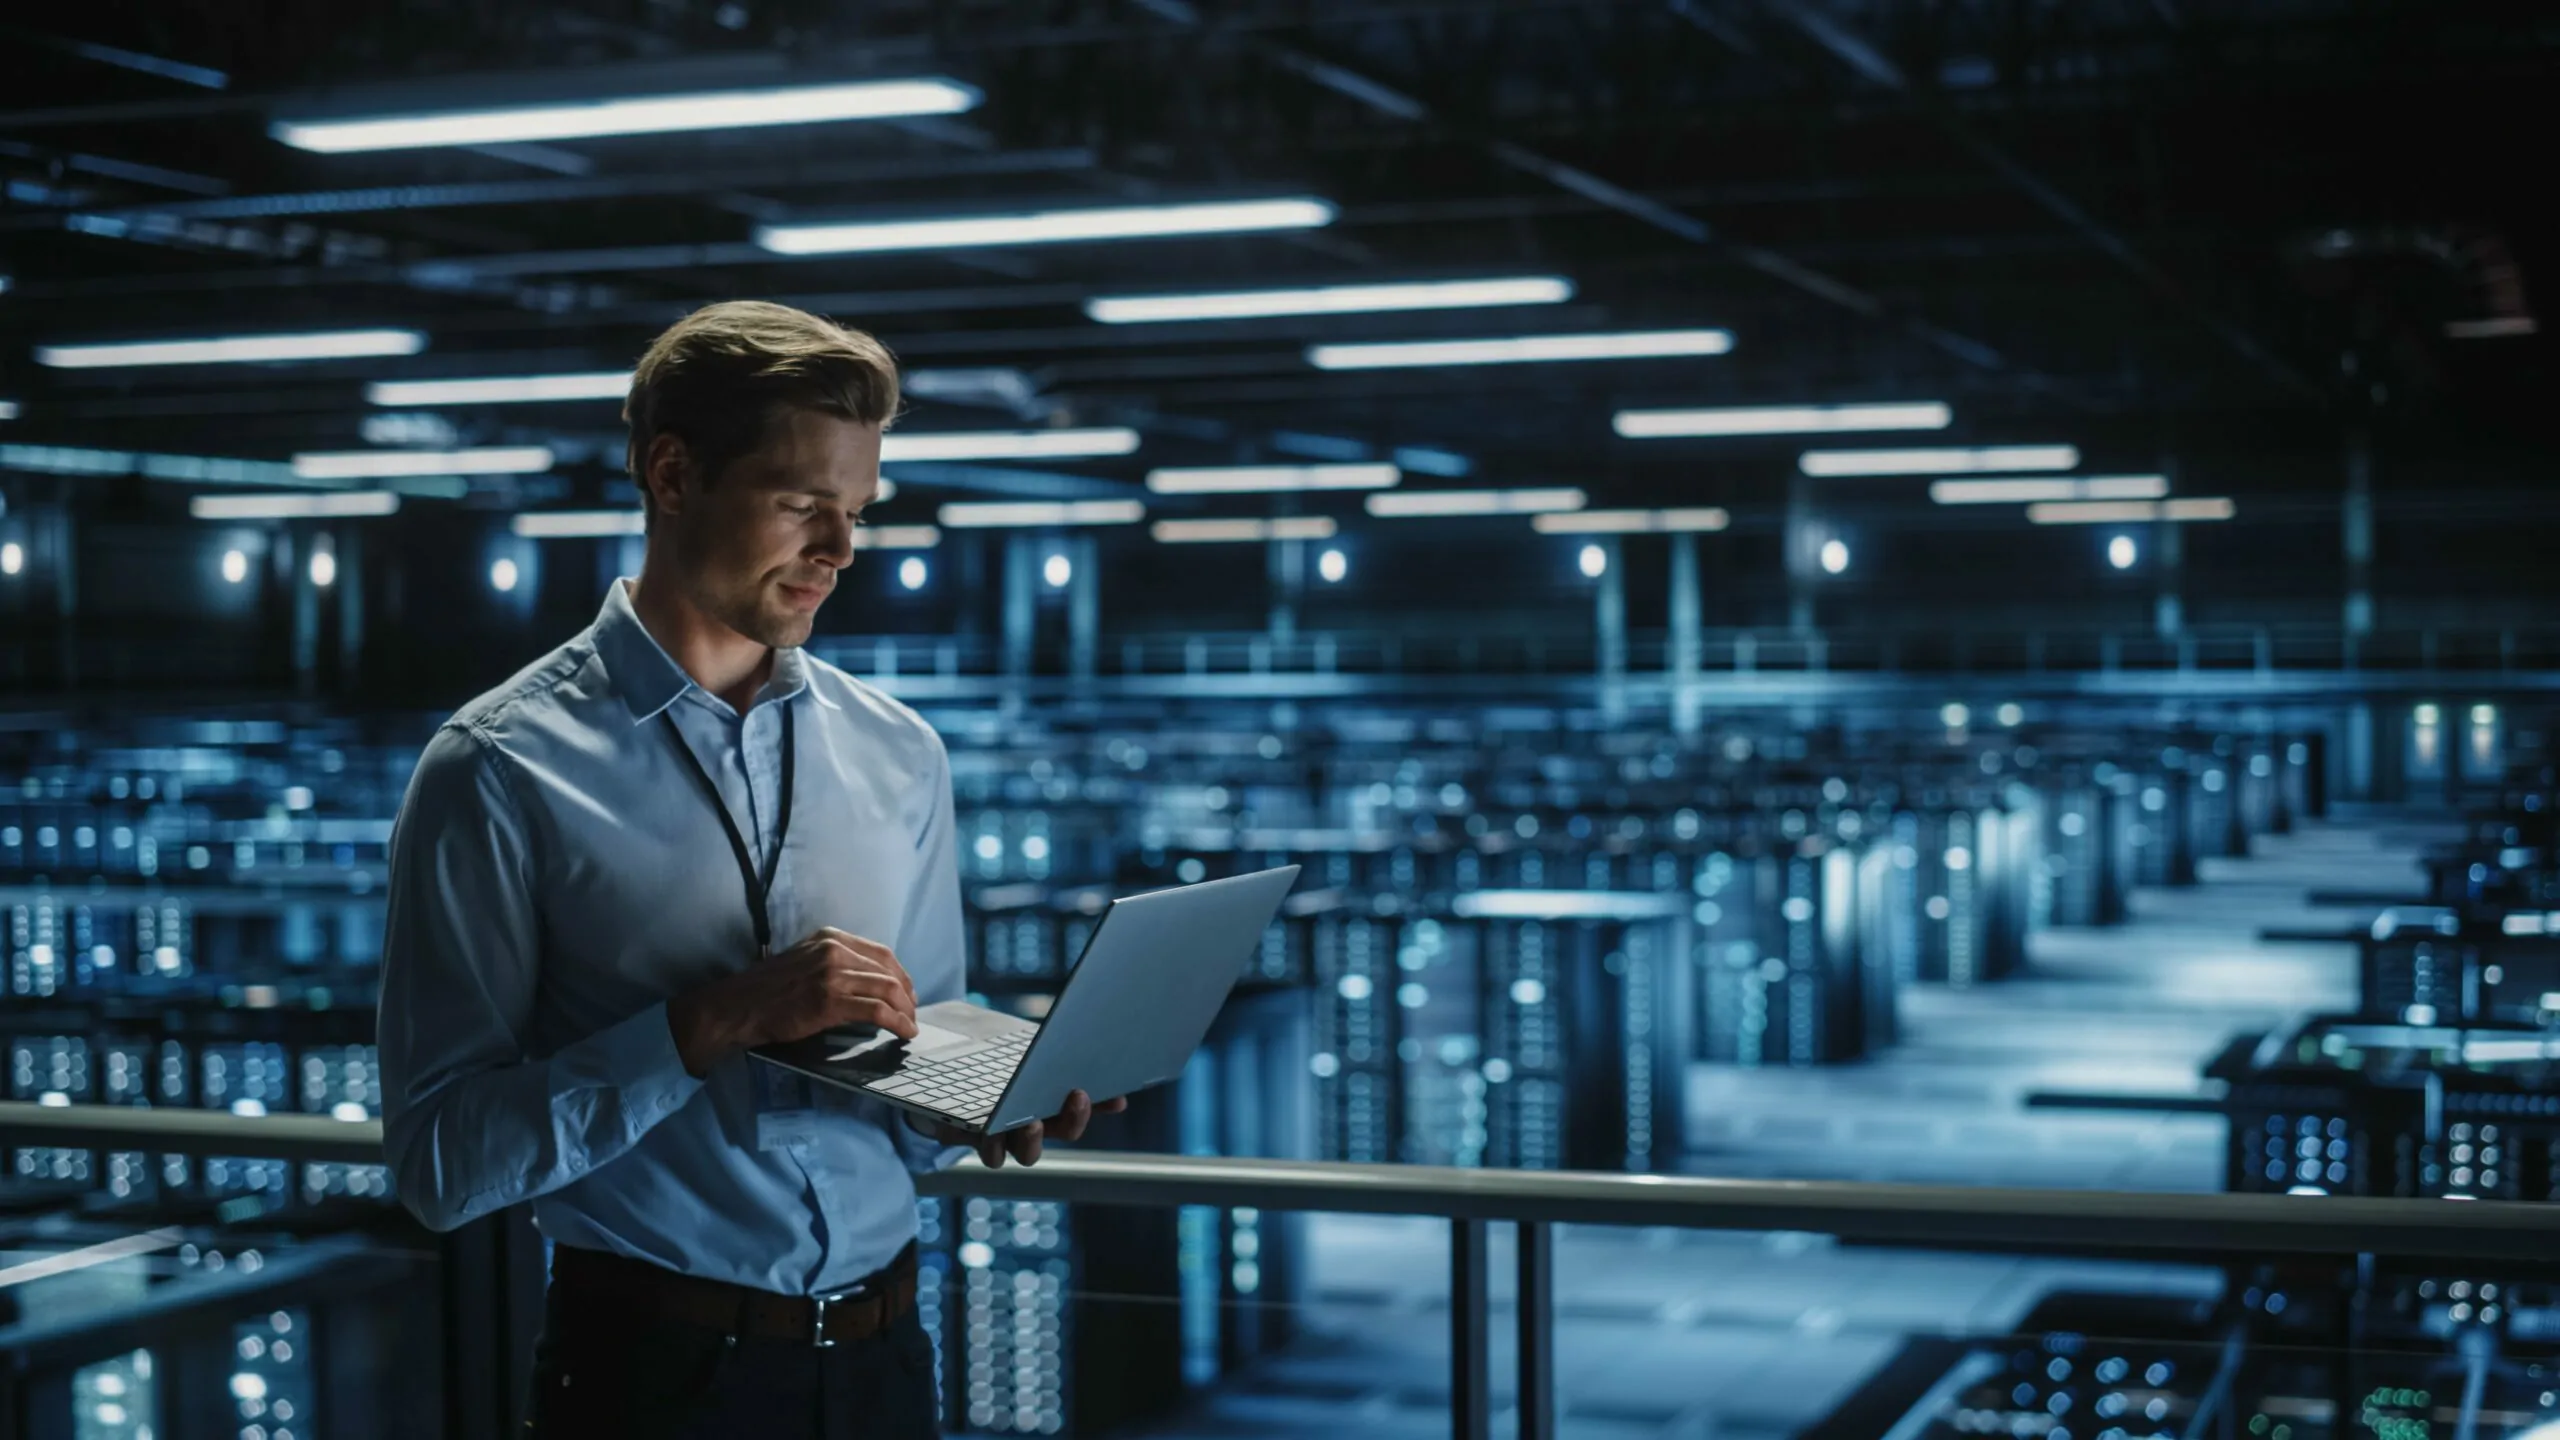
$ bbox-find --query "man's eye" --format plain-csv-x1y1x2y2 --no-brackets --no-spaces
782,502,816,516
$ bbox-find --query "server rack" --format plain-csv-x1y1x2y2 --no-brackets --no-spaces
1558,918,1688,1171
1310,910,1401,1164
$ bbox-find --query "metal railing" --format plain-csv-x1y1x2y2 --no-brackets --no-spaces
6,1102,2559,1440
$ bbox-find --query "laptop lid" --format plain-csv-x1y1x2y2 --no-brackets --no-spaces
987,864,1300,1129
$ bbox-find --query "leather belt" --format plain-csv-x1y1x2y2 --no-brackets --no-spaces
550,1243,919,1347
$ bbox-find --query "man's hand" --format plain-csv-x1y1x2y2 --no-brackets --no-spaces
667,928,919,1077
927,1089,1128,1169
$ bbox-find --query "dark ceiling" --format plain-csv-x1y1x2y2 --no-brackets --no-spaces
0,0,2554,624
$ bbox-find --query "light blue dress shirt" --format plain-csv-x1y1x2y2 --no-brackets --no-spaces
379,580,964,1295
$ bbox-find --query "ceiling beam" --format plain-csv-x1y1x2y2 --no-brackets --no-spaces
1759,0,2324,405
1127,0,2095,408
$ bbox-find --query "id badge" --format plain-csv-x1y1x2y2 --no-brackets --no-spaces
752,1058,825,1150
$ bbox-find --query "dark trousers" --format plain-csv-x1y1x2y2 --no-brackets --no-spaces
528,1276,941,1439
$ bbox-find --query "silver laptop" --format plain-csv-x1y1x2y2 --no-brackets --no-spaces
752,865,1299,1135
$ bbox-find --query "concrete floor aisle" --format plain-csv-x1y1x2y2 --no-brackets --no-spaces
1097,814,2441,1440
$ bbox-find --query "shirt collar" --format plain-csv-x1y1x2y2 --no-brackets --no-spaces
594,579,820,726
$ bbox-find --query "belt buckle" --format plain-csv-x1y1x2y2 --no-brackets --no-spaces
809,1279,868,1348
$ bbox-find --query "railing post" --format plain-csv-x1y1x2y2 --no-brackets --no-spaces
1450,1217,1490,1440
1516,1220,1555,1440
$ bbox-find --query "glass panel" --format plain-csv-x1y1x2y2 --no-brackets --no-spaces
914,1203,1420,1438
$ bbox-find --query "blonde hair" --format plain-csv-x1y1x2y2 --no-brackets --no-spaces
623,300,900,494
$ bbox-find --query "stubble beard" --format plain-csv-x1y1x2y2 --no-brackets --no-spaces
719,586,818,651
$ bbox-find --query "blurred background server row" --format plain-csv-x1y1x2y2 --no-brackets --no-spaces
6,3,2560,1438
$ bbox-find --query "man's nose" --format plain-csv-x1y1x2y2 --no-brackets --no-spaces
810,512,855,567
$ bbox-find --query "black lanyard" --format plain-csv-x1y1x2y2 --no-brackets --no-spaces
662,702,796,954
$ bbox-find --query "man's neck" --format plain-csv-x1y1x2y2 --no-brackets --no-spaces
627,567,774,715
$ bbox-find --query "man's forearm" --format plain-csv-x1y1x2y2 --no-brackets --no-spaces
385,1002,706,1230
668,988,750,1078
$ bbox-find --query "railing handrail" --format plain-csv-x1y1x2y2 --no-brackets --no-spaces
0,1099,389,1165
914,1152,2560,1261
6,1102,2555,1261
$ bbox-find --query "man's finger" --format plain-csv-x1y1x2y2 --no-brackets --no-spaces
1049,1090,1093,1143
1094,1096,1129,1115
815,931,918,1000
818,967,917,1026
1008,1119,1045,1167
831,997,917,1038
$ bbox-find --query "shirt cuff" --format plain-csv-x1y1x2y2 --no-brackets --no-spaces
896,1111,974,1174
560,1001,706,1130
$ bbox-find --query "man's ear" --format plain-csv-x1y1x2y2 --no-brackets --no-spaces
641,433,693,522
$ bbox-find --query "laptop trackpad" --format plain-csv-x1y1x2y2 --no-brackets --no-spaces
828,1019,985,1065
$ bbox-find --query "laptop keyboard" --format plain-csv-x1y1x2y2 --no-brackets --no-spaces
864,1030,1033,1126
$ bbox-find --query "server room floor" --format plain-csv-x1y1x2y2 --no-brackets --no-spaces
1110,814,2438,1440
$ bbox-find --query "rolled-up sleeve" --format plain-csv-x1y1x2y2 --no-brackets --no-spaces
378,723,705,1231
884,731,971,1174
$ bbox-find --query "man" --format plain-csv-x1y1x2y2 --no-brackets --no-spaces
378,299,1114,1438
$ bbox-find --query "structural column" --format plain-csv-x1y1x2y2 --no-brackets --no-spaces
1266,535,1303,648
1068,533,1099,692
290,530,321,694
1668,532,1702,737
1784,474,1815,631
1594,537,1626,725
335,530,365,692
2153,522,2183,637
1001,533,1034,712
49,502,80,691
2343,429,2375,645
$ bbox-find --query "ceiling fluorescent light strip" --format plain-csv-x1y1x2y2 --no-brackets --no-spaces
1930,475,2168,505
273,78,981,153
1145,464,1397,495
881,428,1140,463
2444,317,2539,340
1365,488,1586,518
512,510,643,538
3,443,300,485
190,490,402,520
1087,276,1573,324
293,446,554,479
36,329,426,369
1613,402,1953,439
1530,507,1729,535
853,525,941,550
368,371,631,406
760,198,1334,256
1799,445,2081,477
1309,330,1732,371
1151,517,1340,544
936,500,1145,529
2026,497,2237,525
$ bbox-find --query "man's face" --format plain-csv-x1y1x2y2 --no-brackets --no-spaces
657,407,882,650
